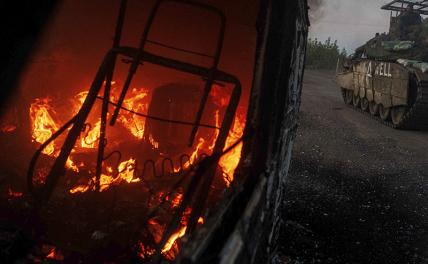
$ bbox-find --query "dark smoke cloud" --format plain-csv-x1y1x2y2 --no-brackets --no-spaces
308,0,325,23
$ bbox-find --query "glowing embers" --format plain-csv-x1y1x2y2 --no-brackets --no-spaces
8,187,23,198
45,246,64,261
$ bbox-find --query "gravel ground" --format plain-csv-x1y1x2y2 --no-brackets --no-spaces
279,70,428,264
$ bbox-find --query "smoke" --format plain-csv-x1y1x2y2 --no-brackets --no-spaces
308,0,391,51
308,0,326,23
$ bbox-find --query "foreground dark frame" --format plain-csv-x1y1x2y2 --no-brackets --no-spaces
179,0,309,262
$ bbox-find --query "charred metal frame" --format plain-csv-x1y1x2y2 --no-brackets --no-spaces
27,0,242,230
382,0,428,15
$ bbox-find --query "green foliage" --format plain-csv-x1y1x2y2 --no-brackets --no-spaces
306,37,347,70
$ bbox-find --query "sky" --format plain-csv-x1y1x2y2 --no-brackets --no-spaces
309,0,393,52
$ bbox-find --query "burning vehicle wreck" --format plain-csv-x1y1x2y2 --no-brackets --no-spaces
0,0,308,263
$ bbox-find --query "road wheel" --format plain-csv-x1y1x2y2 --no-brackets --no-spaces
341,89,353,105
391,106,408,126
360,98,369,112
379,105,391,121
352,94,360,108
345,90,353,105
369,101,379,116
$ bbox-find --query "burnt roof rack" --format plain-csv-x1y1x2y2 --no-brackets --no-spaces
382,0,428,15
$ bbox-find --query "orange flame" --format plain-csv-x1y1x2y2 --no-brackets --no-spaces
189,138,205,165
117,88,149,139
74,91,89,112
206,110,245,186
218,115,245,186
160,217,204,254
208,110,220,151
30,98,58,155
162,226,187,254
148,134,159,149
81,120,101,148
46,247,64,261
69,185,90,194
98,158,139,192
66,157,79,172
27,80,246,263
139,208,205,261
30,83,245,199
68,158,139,194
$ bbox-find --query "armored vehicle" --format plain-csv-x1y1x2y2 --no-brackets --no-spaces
337,0,428,129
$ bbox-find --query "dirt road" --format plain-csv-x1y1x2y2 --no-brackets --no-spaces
279,70,428,264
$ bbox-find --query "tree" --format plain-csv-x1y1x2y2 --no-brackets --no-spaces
306,37,347,70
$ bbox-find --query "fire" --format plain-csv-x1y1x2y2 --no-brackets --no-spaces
189,138,205,165
169,193,183,208
208,110,220,151
148,134,159,149
98,158,139,192
30,98,58,155
69,185,90,194
8,188,23,198
29,86,245,186
203,109,245,186
46,247,64,261
219,115,245,186
162,225,187,254
29,89,246,196
66,157,79,172
117,158,140,183
160,217,204,254
26,81,246,262
174,137,206,173
68,158,139,194
81,120,101,148
117,88,149,139
139,211,205,261
74,91,89,111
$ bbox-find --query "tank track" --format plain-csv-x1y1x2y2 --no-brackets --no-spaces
341,77,428,130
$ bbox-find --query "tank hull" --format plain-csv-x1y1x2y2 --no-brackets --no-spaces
337,59,428,129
